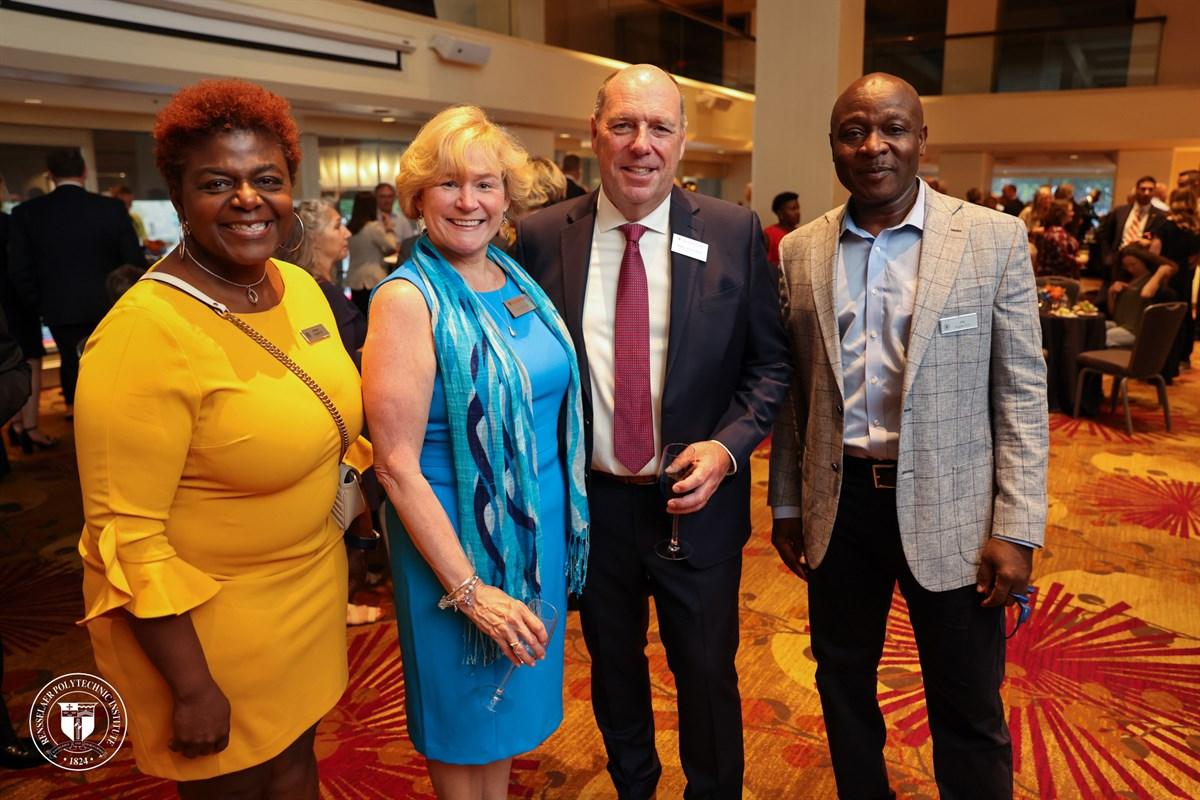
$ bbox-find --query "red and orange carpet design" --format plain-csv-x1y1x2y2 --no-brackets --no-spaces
2,372,1199,798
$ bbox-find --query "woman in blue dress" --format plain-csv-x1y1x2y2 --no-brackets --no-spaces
362,105,589,799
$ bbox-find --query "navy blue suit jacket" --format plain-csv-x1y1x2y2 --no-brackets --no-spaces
8,185,142,327
515,186,791,568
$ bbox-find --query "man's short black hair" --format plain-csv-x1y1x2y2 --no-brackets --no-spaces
771,191,799,214
1136,175,1157,187
46,148,85,180
562,154,581,173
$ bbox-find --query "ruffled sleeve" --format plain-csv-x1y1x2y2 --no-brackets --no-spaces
75,299,219,623
343,436,373,474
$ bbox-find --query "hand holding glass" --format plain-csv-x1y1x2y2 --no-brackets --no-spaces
482,598,559,713
657,443,696,560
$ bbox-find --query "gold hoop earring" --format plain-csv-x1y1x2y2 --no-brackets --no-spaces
283,210,306,254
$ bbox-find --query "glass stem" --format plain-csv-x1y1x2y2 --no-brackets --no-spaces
488,661,519,710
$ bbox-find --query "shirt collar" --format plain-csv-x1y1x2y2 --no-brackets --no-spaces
54,178,85,189
842,178,926,240
596,187,672,235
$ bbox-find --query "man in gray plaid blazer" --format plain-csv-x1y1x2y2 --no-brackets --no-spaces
768,74,1047,799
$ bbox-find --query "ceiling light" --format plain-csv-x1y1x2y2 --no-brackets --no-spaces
381,116,396,123
1069,154,1079,160
558,133,571,138
23,98,42,104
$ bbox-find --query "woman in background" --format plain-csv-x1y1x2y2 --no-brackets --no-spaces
1151,187,1200,376
346,191,396,318
362,105,589,799
1105,244,1177,349
291,198,381,625
497,156,566,251
76,79,364,797
1020,185,1054,236
1035,199,1080,278
293,198,364,367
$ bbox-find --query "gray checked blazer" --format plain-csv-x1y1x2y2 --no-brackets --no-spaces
767,187,1048,592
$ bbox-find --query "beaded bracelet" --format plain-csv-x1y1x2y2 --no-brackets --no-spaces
437,574,481,612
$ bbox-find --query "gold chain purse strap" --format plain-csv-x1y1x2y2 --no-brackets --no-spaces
221,313,349,458
139,270,349,459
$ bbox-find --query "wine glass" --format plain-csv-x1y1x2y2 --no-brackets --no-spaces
656,442,695,560
481,598,559,713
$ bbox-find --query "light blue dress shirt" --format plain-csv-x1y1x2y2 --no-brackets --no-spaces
838,180,925,461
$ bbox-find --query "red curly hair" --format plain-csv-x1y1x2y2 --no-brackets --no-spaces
154,79,302,193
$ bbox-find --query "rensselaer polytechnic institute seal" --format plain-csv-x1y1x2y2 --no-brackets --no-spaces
29,672,127,771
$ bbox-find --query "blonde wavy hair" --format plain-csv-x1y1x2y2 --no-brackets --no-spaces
526,156,567,209
395,105,534,220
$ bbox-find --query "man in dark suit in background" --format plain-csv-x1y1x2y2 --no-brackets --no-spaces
561,153,588,199
516,64,791,800
999,183,1024,216
7,148,142,418
1096,175,1166,280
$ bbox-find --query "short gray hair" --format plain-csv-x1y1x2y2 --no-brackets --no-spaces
592,68,687,129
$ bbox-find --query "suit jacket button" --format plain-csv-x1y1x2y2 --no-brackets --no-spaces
836,403,844,415
831,462,839,472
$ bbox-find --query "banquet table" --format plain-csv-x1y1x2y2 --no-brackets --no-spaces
1040,311,1106,415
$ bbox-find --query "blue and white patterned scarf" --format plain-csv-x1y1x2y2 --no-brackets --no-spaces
407,235,589,663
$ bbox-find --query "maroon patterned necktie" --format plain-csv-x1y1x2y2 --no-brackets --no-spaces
614,223,654,474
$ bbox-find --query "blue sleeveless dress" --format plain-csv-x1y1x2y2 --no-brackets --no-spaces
379,263,570,764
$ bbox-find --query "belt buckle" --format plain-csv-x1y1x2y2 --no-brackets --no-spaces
871,464,896,489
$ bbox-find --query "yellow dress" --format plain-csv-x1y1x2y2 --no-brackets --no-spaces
75,260,363,781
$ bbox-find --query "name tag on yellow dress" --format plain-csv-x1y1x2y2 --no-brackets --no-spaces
300,324,331,344
503,294,536,317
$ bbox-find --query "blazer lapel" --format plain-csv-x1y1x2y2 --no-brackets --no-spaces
561,194,598,403
664,187,703,388
812,209,845,398
901,191,967,401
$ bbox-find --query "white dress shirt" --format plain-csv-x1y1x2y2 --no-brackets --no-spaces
1121,203,1151,246
584,190,673,476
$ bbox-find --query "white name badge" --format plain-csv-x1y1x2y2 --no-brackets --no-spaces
671,233,709,262
939,312,978,334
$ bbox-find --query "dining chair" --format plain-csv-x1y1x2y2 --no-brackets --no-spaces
1035,275,1081,305
1072,302,1187,435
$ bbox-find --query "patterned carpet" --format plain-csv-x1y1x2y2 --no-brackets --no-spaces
1,369,1199,798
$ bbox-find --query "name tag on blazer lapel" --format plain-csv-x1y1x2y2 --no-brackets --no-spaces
938,312,977,334
670,233,708,262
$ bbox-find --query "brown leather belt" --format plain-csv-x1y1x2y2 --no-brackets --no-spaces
843,455,898,489
591,470,658,486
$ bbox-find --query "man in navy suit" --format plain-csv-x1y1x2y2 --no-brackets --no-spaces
515,64,790,800
8,149,142,416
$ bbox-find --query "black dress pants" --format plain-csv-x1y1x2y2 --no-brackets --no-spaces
578,474,744,800
48,321,97,407
808,457,1012,800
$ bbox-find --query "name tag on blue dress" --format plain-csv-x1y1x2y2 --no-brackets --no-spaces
503,294,536,317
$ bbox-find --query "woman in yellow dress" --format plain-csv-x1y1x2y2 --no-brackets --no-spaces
75,79,365,797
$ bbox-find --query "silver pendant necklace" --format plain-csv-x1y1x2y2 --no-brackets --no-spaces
477,283,516,337
180,246,268,305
